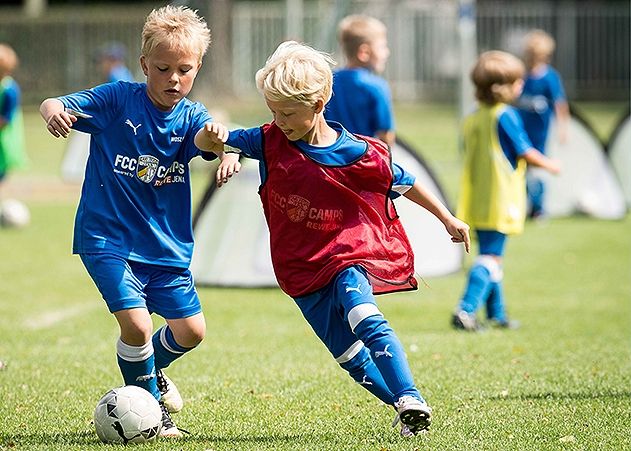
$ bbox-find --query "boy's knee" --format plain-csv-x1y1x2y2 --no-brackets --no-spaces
337,343,370,374
475,255,503,282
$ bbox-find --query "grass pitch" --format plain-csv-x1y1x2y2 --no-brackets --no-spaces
0,102,629,450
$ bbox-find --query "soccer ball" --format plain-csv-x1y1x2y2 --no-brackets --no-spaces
93,385,162,444
0,199,30,228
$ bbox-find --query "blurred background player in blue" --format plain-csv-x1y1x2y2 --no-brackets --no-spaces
516,30,569,219
0,43,26,195
97,41,135,83
453,51,560,332
325,15,395,146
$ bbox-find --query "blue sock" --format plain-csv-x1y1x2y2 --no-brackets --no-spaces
458,263,492,314
116,338,160,400
486,281,507,321
353,315,424,403
152,325,194,371
339,346,394,405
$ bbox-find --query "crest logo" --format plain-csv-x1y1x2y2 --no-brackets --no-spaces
286,194,310,223
136,155,159,183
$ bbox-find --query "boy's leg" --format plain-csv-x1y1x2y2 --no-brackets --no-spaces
454,255,495,329
147,269,205,414
80,254,161,399
114,308,160,400
337,268,431,434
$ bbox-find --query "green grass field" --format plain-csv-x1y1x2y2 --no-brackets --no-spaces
0,102,629,450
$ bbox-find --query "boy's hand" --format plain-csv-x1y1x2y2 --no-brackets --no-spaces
444,216,471,253
201,122,229,152
216,152,241,187
45,110,76,138
547,158,561,175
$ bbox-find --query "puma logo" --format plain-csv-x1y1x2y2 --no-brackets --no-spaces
345,284,362,294
375,344,393,358
125,119,142,135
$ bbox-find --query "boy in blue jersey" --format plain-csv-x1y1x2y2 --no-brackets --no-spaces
40,5,240,438
452,51,560,332
325,15,395,146
516,30,569,219
200,41,471,437
0,43,26,195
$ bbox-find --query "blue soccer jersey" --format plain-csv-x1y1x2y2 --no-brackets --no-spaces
516,65,566,152
497,106,534,169
325,68,394,138
226,121,414,196
59,81,213,268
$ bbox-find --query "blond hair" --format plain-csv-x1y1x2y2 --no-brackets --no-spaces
141,5,211,63
471,50,525,105
523,29,556,68
255,41,335,106
0,43,18,76
337,15,387,60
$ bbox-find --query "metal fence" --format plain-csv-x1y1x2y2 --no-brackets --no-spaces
0,0,628,106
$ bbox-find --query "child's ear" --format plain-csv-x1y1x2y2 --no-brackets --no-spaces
140,56,148,76
357,43,372,64
313,99,325,114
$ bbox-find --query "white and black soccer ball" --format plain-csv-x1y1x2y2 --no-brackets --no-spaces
0,199,30,228
93,385,162,444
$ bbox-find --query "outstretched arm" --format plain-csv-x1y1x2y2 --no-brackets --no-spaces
403,180,471,252
522,148,561,174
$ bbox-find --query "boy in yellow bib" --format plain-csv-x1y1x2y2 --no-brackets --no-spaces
453,51,560,331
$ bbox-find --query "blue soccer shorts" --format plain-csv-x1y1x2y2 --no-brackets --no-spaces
294,265,381,361
80,253,202,319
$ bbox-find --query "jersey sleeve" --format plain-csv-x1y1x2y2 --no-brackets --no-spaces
226,127,264,160
390,162,416,199
498,107,534,158
58,82,125,135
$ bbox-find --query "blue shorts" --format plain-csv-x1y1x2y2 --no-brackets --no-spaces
294,266,378,360
80,253,202,319
476,230,507,256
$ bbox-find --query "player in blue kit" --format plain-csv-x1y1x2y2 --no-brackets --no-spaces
325,15,395,146
200,41,470,437
516,30,569,219
40,5,240,438
452,51,560,331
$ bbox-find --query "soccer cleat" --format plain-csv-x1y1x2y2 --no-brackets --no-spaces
156,369,183,413
451,310,482,331
158,401,184,438
392,396,432,436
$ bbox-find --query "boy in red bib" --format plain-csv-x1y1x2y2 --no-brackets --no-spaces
204,41,470,436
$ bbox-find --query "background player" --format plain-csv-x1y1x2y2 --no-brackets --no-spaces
453,50,560,331
325,15,395,146
516,29,569,219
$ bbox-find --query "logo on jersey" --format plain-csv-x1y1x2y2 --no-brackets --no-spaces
136,155,159,183
287,195,310,223
171,135,184,143
125,119,142,135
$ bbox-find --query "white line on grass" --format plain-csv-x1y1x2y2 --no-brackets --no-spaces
23,302,100,330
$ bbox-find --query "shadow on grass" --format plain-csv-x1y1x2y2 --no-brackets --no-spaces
489,390,631,401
